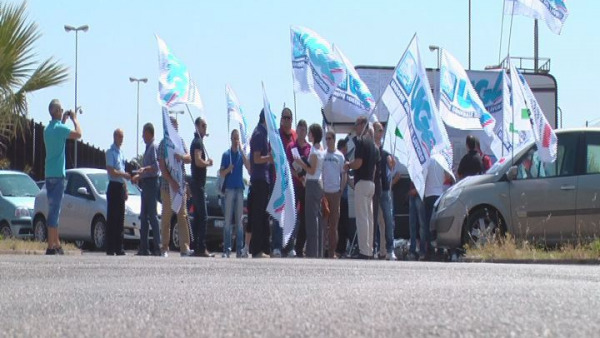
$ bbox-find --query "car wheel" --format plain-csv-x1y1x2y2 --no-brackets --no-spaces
91,216,107,251
33,217,47,242
170,217,180,251
0,222,12,239
462,207,504,248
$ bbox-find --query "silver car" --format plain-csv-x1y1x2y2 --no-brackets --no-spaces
0,170,39,239
33,168,151,250
433,128,600,249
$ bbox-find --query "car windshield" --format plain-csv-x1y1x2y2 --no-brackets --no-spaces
486,141,535,175
86,173,140,195
0,174,40,197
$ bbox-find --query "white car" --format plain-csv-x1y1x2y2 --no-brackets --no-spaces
33,168,157,250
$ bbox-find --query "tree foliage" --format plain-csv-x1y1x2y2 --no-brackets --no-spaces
0,2,68,154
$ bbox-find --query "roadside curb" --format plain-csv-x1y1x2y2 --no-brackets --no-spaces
463,257,600,265
0,249,82,256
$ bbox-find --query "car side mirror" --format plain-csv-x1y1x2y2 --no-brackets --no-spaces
77,187,90,197
506,166,518,181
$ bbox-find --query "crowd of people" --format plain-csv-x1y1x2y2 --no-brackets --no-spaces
43,98,491,260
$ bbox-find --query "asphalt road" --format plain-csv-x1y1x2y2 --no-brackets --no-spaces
1,253,599,337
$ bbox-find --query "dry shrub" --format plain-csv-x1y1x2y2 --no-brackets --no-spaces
465,233,600,261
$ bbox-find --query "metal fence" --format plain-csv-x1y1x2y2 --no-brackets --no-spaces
3,119,107,181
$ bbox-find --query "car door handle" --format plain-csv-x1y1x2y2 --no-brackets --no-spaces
560,185,576,190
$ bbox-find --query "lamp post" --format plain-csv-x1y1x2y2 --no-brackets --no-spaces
64,24,89,168
129,77,148,158
429,45,441,69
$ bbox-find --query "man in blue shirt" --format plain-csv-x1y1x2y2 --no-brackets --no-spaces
106,129,131,256
219,129,251,258
43,99,82,255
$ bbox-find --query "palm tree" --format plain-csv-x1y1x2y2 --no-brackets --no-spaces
0,2,68,154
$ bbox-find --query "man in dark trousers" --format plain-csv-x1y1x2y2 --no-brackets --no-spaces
249,110,273,258
106,129,131,256
190,117,214,257
132,123,161,256
457,135,484,180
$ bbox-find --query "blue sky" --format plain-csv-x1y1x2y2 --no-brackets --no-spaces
12,0,598,176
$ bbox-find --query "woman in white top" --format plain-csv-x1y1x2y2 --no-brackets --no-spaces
295,123,325,258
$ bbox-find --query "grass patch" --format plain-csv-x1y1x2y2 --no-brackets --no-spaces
0,238,78,254
465,234,600,261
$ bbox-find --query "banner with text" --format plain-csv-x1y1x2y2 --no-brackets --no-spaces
380,34,453,199
290,26,346,107
262,83,296,245
157,35,204,109
504,0,569,35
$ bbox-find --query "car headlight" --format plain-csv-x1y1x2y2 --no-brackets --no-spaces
438,187,463,210
15,207,31,218
125,205,136,216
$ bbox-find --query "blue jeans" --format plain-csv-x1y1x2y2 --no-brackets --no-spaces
409,194,427,256
46,177,65,227
139,177,161,254
223,188,244,255
379,190,395,254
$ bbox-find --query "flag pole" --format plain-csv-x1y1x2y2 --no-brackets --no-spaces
227,86,232,165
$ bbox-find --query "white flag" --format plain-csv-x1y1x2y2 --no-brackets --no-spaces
156,35,204,109
380,34,453,199
226,84,249,155
504,0,569,35
290,26,346,106
509,62,557,162
262,83,296,246
160,107,186,213
327,44,376,121
439,50,496,132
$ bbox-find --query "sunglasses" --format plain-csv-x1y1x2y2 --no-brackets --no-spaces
281,116,292,120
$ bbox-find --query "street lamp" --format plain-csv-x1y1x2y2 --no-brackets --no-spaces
64,24,89,168
129,77,148,158
429,45,441,69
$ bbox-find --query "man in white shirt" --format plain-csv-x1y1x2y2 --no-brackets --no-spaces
321,130,346,258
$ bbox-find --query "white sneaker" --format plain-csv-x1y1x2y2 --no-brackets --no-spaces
287,249,296,258
161,251,169,258
272,249,282,258
241,248,249,258
386,252,397,261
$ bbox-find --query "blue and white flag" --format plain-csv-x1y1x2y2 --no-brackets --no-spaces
439,49,502,159
509,62,557,162
156,35,197,212
226,84,249,155
328,44,376,121
505,0,569,35
290,26,346,107
439,50,496,132
380,34,453,199
262,82,296,245
160,107,186,213
156,35,204,109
